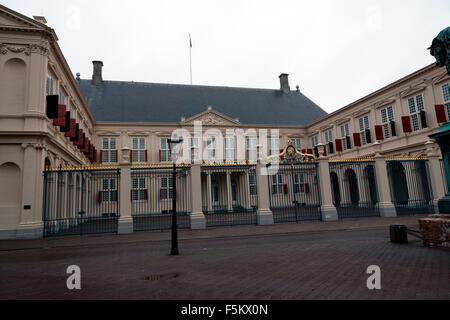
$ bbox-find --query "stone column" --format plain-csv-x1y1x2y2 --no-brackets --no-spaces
190,164,206,229
317,158,339,221
118,147,133,234
426,152,446,212
373,154,396,217
17,144,44,238
226,170,233,211
255,161,274,225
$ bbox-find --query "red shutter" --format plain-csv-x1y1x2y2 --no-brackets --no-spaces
353,133,361,147
74,129,84,146
280,149,284,160
160,189,163,200
435,104,447,123
145,150,148,162
81,139,89,153
100,150,103,163
375,125,384,140
130,149,133,163
144,189,148,200
283,184,288,195
159,150,162,162
305,183,310,194
64,119,77,138
115,150,118,162
130,190,133,201
301,149,306,154
97,191,102,203
401,116,412,133
53,105,66,127
323,146,327,157
335,139,343,152
88,144,94,159
307,149,313,155
93,149,97,163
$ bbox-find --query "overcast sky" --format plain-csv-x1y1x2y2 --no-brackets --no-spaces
2,0,450,113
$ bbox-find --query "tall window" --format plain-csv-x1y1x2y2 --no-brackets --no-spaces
269,137,280,156
102,178,118,202
46,73,54,96
160,138,171,162
246,137,257,161
59,90,66,105
132,137,146,163
225,137,235,161
408,93,425,131
271,174,283,194
311,136,318,148
160,177,173,199
340,123,349,151
293,174,305,193
249,174,257,196
380,106,394,138
442,83,450,120
206,136,217,160
358,115,370,145
132,177,147,201
102,137,117,163
292,138,301,151
324,130,333,154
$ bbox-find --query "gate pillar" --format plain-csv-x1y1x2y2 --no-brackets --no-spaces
256,161,274,225
426,152,446,212
318,159,338,221
118,160,133,234
374,154,396,217
190,164,206,229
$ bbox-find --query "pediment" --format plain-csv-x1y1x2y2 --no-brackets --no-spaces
399,84,427,98
0,6,46,30
182,107,241,126
431,72,450,85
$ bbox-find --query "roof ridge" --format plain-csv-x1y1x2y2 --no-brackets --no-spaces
78,78,303,94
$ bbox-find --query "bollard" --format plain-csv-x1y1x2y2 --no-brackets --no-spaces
390,224,408,243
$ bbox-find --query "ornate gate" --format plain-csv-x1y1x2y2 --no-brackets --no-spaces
267,142,321,223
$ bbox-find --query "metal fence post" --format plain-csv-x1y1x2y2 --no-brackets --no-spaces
118,160,133,234
317,159,338,221
190,164,206,229
374,154,396,217
256,161,274,225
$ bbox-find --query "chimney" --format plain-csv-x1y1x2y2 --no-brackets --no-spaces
92,61,103,85
279,73,290,93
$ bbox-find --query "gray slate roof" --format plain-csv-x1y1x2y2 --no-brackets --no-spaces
77,79,327,125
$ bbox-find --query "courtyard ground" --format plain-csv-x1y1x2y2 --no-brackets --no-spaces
0,214,448,300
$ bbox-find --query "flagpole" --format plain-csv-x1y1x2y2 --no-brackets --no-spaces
189,34,193,85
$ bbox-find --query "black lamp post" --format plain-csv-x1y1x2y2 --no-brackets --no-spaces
167,137,183,255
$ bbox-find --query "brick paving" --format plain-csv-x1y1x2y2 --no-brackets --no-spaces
0,215,448,300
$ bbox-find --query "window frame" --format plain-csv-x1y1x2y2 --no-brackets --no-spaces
102,137,118,164
132,137,146,163
340,123,349,151
407,93,425,132
380,106,394,139
358,115,370,145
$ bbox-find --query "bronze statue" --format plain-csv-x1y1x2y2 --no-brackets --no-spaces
428,27,450,75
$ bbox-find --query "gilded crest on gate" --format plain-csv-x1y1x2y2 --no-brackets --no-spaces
267,140,317,163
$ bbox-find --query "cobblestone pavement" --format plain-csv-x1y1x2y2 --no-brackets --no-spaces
0,215,448,300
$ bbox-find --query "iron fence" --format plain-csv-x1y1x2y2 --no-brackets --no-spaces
268,162,321,223
131,166,191,232
329,161,380,219
441,159,448,192
201,165,258,227
42,168,120,237
386,159,434,216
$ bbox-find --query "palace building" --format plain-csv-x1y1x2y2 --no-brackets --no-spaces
0,4,449,239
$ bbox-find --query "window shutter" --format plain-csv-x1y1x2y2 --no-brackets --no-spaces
328,141,334,154
53,105,66,127
305,183,310,194
60,112,71,132
279,149,284,160
353,133,361,147
145,150,148,162
97,191,102,203
130,149,133,163
335,139,343,152
301,149,306,154
401,116,412,133
313,146,319,158
435,104,447,123
365,129,372,144
375,125,384,140
159,150,162,162
100,150,103,163
70,123,79,142
390,121,397,137
46,95,59,119
64,119,77,138
145,189,149,201
77,133,86,149
419,110,427,128
93,148,97,163
130,190,133,201
74,129,83,147
323,146,327,157
283,184,288,195
346,136,351,149
307,148,313,155
159,189,163,200
115,150,118,162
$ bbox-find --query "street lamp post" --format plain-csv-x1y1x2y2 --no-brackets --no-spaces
168,137,183,255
